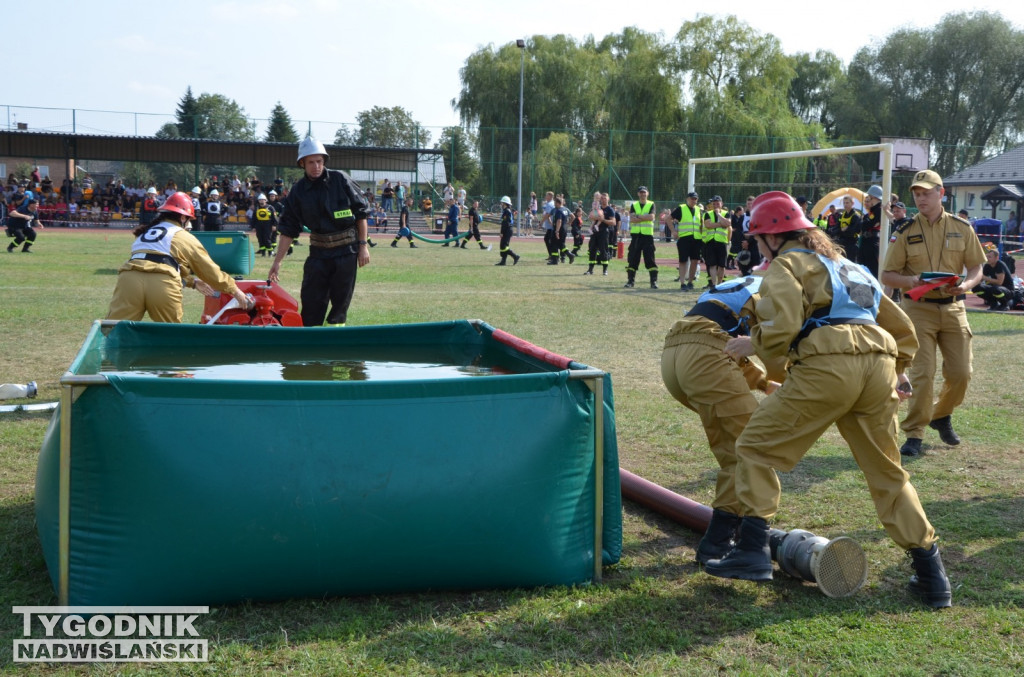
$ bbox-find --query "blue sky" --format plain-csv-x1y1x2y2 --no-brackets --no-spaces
10,0,1023,140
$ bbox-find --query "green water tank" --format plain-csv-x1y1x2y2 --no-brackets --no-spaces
191,231,254,275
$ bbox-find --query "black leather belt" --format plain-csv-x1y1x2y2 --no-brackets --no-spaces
130,253,179,270
916,295,965,305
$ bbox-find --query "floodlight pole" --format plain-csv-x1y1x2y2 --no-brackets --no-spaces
516,39,526,237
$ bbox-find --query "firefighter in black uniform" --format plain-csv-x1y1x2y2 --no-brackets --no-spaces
250,193,279,256
624,186,658,288
268,137,371,327
552,195,576,263
860,185,884,277
139,187,161,227
460,200,488,249
585,193,613,275
7,198,41,252
570,207,585,257
202,188,226,232
829,195,862,263
494,195,520,266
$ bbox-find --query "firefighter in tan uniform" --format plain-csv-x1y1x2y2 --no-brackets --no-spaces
704,191,952,609
107,192,252,323
661,275,787,564
880,169,985,458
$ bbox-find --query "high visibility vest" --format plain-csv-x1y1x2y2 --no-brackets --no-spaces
837,211,858,237
703,208,729,243
677,204,701,239
630,200,655,235
814,216,827,229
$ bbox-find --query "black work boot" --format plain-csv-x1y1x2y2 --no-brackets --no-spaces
900,438,922,457
696,509,742,564
704,516,773,581
908,544,953,608
929,416,961,445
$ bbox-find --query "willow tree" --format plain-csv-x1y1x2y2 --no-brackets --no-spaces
787,50,845,136
456,35,610,198
673,15,820,201
592,27,687,199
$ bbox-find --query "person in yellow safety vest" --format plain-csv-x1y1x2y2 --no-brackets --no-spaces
702,195,732,290
672,191,703,290
624,186,659,289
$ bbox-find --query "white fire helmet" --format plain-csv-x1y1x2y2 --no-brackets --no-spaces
296,137,329,166
500,195,512,206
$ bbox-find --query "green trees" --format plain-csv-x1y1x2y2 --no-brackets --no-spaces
158,90,255,141
335,106,429,148
455,17,828,203
265,102,299,143
830,11,1024,175
435,127,480,194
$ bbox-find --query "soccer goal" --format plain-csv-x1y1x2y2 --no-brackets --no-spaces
687,142,896,273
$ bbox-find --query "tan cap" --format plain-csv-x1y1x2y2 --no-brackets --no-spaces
910,169,943,190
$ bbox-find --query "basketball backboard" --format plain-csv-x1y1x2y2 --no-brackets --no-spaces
879,137,931,172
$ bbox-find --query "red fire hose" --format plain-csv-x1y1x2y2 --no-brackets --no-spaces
619,468,712,532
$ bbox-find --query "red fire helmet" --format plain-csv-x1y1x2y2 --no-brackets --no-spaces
158,191,196,219
748,191,815,235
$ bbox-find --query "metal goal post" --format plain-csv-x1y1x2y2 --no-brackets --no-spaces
688,143,895,275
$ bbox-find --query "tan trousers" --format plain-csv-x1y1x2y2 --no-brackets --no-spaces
661,332,761,514
107,270,185,323
899,299,973,438
734,352,936,550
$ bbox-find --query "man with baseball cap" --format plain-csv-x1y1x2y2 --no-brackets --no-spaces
672,191,703,290
880,169,985,458
624,186,659,289
702,195,731,289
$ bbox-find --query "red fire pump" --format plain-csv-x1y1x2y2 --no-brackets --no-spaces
200,280,303,327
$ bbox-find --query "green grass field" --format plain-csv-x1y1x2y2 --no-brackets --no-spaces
1,229,1022,676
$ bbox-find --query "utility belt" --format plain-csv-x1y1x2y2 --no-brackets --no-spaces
914,294,965,305
308,228,357,249
685,301,740,337
130,252,179,270
791,306,875,352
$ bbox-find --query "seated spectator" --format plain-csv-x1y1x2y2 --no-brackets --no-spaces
974,245,1014,311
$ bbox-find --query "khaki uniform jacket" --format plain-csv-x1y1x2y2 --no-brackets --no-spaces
883,211,986,300
118,230,240,296
752,241,918,374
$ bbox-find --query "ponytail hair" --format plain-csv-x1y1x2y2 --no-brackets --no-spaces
782,227,841,261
